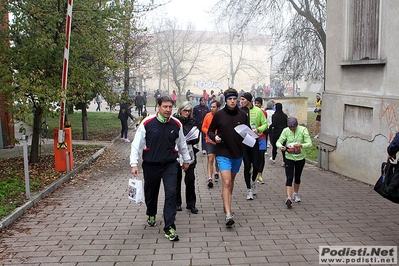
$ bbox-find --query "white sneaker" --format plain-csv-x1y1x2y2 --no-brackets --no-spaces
314,135,319,139
123,138,130,143
292,193,301,202
269,157,276,164
251,182,257,195
246,189,253,200
280,161,285,167
225,213,235,226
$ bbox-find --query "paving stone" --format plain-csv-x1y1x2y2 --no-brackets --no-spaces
1,125,399,265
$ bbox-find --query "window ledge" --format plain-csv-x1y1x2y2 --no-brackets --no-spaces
340,59,387,66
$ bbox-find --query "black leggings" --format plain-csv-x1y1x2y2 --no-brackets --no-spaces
258,150,265,173
243,141,259,189
284,158,306,186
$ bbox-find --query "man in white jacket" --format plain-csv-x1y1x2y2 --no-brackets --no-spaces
130,96,190,242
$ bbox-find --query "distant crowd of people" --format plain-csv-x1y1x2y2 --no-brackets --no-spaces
127,86,323,242
248,84,303,99
95,83,302,117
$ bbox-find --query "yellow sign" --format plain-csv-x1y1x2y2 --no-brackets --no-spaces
57,142,68,149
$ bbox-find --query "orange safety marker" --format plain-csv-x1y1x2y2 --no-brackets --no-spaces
55,0,74,172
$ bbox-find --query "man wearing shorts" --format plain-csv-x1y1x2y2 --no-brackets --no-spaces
208,88,249,226
202,100,221,188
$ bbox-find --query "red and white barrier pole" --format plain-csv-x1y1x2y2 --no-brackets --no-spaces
58,0,73,145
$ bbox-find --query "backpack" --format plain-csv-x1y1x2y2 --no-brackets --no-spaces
374,162,399,204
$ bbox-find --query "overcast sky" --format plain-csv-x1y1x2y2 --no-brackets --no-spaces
148,0,218,31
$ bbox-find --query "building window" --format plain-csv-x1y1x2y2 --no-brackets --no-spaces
352,0,380,61
343,104,373,138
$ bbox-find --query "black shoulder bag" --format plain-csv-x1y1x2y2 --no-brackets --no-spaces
374,162,399,204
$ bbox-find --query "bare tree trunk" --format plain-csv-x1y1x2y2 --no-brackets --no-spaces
67,105,74,115
82,107,88,140
153,19,204,97
124,40,130,95
29,107,43,163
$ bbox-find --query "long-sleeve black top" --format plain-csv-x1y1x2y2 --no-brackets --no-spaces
208,105,249,159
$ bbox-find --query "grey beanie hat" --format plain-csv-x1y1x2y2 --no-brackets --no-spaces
287,117,298,128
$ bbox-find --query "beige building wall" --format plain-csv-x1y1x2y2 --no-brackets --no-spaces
265,97,308,126
322,0,399,184
146,31,271,98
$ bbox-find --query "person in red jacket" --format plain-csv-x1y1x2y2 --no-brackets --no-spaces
202,100,221,188
202,89,209,102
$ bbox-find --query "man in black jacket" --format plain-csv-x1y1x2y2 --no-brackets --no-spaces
193,97,209,155
118,99,134,143
135,92,145,117
208,88,249,227
388,132,399,162
130,96,191,241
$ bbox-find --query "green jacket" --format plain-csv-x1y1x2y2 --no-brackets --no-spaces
276,125,312,161
247,106,268,134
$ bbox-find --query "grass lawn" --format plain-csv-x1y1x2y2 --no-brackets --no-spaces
47,111,125,141
306,111,320,162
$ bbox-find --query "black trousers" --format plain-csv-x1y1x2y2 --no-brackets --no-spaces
137,105,143,117
200,132,206,151
142,161,179,232
120,119,128,138
271,130,285,161
243,140,259,189
176,166,196,208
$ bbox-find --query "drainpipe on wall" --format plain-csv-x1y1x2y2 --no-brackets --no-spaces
317,144,330,171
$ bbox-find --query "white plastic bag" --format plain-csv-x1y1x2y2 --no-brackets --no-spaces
128,178,144,203
187,144,195,165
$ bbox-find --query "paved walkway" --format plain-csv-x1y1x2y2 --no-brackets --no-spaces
1,110,399,265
